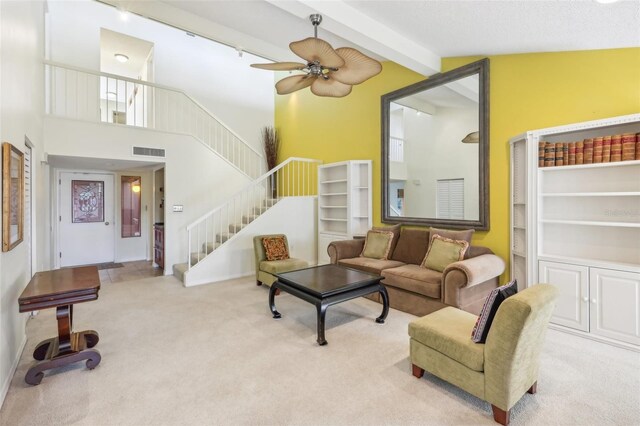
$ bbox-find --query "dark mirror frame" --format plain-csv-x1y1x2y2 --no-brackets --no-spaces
381,58,490,230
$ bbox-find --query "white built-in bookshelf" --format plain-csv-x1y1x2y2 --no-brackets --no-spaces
317,160,372,265
509,113,640,350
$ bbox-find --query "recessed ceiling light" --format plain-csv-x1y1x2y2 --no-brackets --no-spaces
114,53,129,63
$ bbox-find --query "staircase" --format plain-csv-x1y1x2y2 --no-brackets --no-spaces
45,60,265,179
174,157,322,284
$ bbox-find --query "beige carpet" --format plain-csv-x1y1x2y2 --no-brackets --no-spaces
1,275,638,425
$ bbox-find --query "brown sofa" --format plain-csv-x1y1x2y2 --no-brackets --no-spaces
327,226,505,317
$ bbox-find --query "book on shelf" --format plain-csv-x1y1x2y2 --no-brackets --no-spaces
602,135,611,163
563,143,569,165
576,140,584,164
583,138,594,164
636,133,640,160
555,142,564,166
611,135,622,162
538,141,545,167
544,142,555,167
568,142,576,165
593,136,603,163
621,133,636,161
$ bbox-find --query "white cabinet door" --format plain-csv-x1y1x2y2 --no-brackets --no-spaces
318,234,348,265
539,261,589,331
590,268,640,346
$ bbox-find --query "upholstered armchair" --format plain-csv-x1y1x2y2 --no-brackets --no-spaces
409,284,559,425
253,234,308,291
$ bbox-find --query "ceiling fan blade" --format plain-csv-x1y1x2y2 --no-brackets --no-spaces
275,74,316,95
310,78,352,98
250,62,307,71
331,48,382,85
289,37,345,68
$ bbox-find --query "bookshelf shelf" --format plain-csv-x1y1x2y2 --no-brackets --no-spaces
317,161,372,265
540,219,640,228
510,113,640,348
541,192,640,197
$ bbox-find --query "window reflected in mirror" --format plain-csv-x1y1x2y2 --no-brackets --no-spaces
121,176,141,238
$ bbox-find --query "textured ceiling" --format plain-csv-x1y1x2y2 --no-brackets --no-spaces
345,0,640,56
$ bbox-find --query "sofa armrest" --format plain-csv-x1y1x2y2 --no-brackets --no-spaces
442,254,506,309
327,239,365,264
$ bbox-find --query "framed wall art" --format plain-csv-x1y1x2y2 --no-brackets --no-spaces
72,180,105,223
2,142,24,252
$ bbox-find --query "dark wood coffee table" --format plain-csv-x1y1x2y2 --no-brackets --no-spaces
270,264,389,345
18,266,101,385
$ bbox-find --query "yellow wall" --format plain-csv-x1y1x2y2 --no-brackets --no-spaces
275,48,640,281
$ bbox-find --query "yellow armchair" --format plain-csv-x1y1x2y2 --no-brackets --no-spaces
409,284,558,425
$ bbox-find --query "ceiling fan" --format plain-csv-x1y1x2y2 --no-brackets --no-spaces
251,14,382,98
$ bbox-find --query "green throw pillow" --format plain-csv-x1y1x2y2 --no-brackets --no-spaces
421,234,469,272
361,230,394,260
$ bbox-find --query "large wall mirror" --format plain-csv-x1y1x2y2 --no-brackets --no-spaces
381,59,489,230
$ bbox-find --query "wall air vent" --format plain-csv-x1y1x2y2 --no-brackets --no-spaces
132,146,166,158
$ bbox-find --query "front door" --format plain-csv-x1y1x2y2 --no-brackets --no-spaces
59,172,115,267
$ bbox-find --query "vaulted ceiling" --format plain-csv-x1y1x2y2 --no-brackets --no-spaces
105,0,640,76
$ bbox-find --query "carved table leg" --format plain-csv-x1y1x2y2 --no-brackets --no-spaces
25,349,101,386
376,285,390,324
316,303,328,346
269,283,282,319
82,330,100,348
56,305,73,354
33,338,55,361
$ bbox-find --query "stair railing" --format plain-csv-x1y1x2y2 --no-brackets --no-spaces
44,60,265,179
186,157,322,269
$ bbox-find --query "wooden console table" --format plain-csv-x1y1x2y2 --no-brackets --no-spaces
18,266,102,385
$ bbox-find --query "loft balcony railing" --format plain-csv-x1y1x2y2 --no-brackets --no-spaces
44,60,265,179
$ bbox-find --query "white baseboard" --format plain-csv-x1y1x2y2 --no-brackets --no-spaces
0,335,27,410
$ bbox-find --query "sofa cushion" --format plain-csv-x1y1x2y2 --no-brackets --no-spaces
422,234,469,272
262,236,289,261
361,230,394,260
390,228,430,265
338,257,404,275
260,258,308,275
430,228,474,245
409,307,485,372
373,223,401,257
382,264,442,299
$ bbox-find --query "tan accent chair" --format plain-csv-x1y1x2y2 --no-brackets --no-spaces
409,284,559,425
253,234,308,292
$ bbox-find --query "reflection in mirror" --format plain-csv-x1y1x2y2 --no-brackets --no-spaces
382,59,489,230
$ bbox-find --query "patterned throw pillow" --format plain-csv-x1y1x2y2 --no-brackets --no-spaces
262,236,290,261
360,230,394,260
471,280,519,344
421,234,469,272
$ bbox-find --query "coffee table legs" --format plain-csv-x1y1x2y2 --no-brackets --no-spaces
376,284,390,324
316,303,328,346
269,284,282,319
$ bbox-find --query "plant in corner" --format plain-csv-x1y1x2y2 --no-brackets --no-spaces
262,126,280,199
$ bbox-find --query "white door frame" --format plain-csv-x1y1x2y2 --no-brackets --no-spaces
24,136,35,277
54,168,117,269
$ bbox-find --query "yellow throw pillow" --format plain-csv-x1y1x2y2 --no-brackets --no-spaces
421,234,469,272
360,230,394,260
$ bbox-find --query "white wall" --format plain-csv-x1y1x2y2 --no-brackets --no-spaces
403,107,479,219
184,197,317,286
0,0,46,407
44,116,252,271
47,0,274,149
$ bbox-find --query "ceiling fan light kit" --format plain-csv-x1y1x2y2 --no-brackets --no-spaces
251,14,382,97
